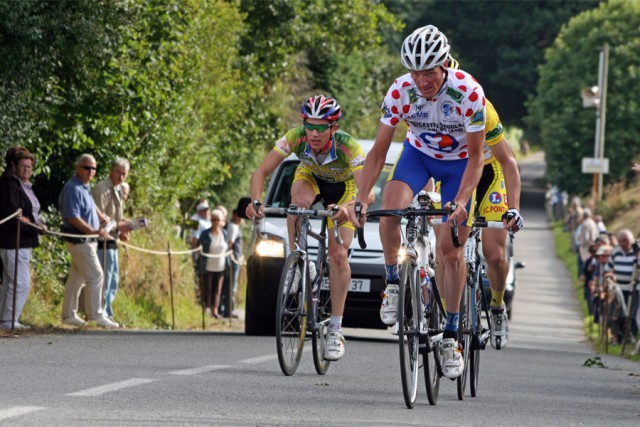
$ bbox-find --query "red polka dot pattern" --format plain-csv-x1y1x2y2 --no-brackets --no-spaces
392,90,400,99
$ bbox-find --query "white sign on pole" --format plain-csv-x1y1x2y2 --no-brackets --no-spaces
581,157,609,174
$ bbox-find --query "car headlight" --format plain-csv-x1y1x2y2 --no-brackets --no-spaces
255,236,286,258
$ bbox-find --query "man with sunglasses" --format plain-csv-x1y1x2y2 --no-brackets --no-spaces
60,154,118,329
246,95,365,361
349,25,486,379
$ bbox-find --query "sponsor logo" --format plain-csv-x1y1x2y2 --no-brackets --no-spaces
485,122,503,141
410,111,430,119
408,88,418,104
381,103,391,118
417,131,459,153
482,205,507,214
470,109,485,126
441,101,456,118
446,87,464,103
489,192,502,204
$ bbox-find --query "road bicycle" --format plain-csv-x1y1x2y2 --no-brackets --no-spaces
257,202,341,376
447,216,506,400
356,192,448,408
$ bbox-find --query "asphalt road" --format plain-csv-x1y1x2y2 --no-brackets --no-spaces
0,152,639,426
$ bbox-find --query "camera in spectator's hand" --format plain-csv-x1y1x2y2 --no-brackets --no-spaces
128,218,149,231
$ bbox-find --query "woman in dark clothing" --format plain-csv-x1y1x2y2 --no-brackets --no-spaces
0,148,46,329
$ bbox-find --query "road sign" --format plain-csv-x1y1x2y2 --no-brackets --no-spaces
581,157,609,174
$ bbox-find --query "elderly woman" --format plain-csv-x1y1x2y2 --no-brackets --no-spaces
0,147,46,329
197,208,230,319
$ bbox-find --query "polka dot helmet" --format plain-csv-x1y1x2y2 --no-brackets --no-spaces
300,95,342,122
400,25,450,71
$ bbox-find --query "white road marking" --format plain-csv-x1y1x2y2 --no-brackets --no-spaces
0,406,46,420
239,354,279,364
66,378,156,397
169,365,231,375
240,346,311,365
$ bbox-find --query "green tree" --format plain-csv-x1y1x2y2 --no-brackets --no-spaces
526,0,640,195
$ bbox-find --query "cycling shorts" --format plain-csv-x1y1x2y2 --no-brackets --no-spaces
294,165,356,231
475,160,508,221
388,141,475,226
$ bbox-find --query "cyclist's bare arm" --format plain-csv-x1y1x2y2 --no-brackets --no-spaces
490,139,523,232
349,123,396,226
449,129,484,224
248,150,284,219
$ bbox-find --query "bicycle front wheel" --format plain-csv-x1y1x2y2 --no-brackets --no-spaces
456,283,471,400
470,283,483,397
398,262,421,409
276,251,307,376
423,278,442,405
312,265,332,375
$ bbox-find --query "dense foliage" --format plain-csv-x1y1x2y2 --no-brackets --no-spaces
526,0,640,195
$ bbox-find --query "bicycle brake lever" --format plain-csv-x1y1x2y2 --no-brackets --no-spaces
331,205,343,246
354,202,367,249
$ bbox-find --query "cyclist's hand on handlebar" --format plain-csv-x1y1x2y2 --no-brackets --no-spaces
348,201,368,228
246,200,264,220
502,208,524,232
328,203,349,226
444,200,467,224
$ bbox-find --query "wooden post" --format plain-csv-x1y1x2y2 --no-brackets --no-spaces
11,214,21,330
200,251,205,331
168,242,175,329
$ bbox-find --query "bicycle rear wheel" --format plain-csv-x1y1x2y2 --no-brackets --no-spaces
312,265,332,375
276,251,307,376
456,284,471,400
423,278,442,406
470,283,483,397
398,263,421,409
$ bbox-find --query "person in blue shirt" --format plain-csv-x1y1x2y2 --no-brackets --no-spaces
60,154,119,328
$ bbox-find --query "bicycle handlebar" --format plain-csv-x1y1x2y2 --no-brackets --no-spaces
355,204,449,249
258,202,343,245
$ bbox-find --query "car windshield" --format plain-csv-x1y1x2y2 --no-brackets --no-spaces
266,160,392,217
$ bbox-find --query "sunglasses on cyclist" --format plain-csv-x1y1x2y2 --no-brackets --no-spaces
303,122,333,132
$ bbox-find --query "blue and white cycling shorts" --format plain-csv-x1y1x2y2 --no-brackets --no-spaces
387,141,475,226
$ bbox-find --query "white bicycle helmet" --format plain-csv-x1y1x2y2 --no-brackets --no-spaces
300,95,342,122
400,25,450,71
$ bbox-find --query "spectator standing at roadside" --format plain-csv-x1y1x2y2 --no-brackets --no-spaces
198,209,229,318
91,157,133,320
611,229,639,340
0,148,47,329
220,207,243,318
578,208,599,276
190,201,211,250
60,154,118,328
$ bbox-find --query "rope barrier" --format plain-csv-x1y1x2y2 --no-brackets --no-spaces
14,217,246,265
0,209,22,225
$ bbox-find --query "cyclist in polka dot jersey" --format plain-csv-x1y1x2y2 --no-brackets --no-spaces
350,25,486,380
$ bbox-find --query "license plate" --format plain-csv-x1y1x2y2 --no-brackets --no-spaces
321,277,371,293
